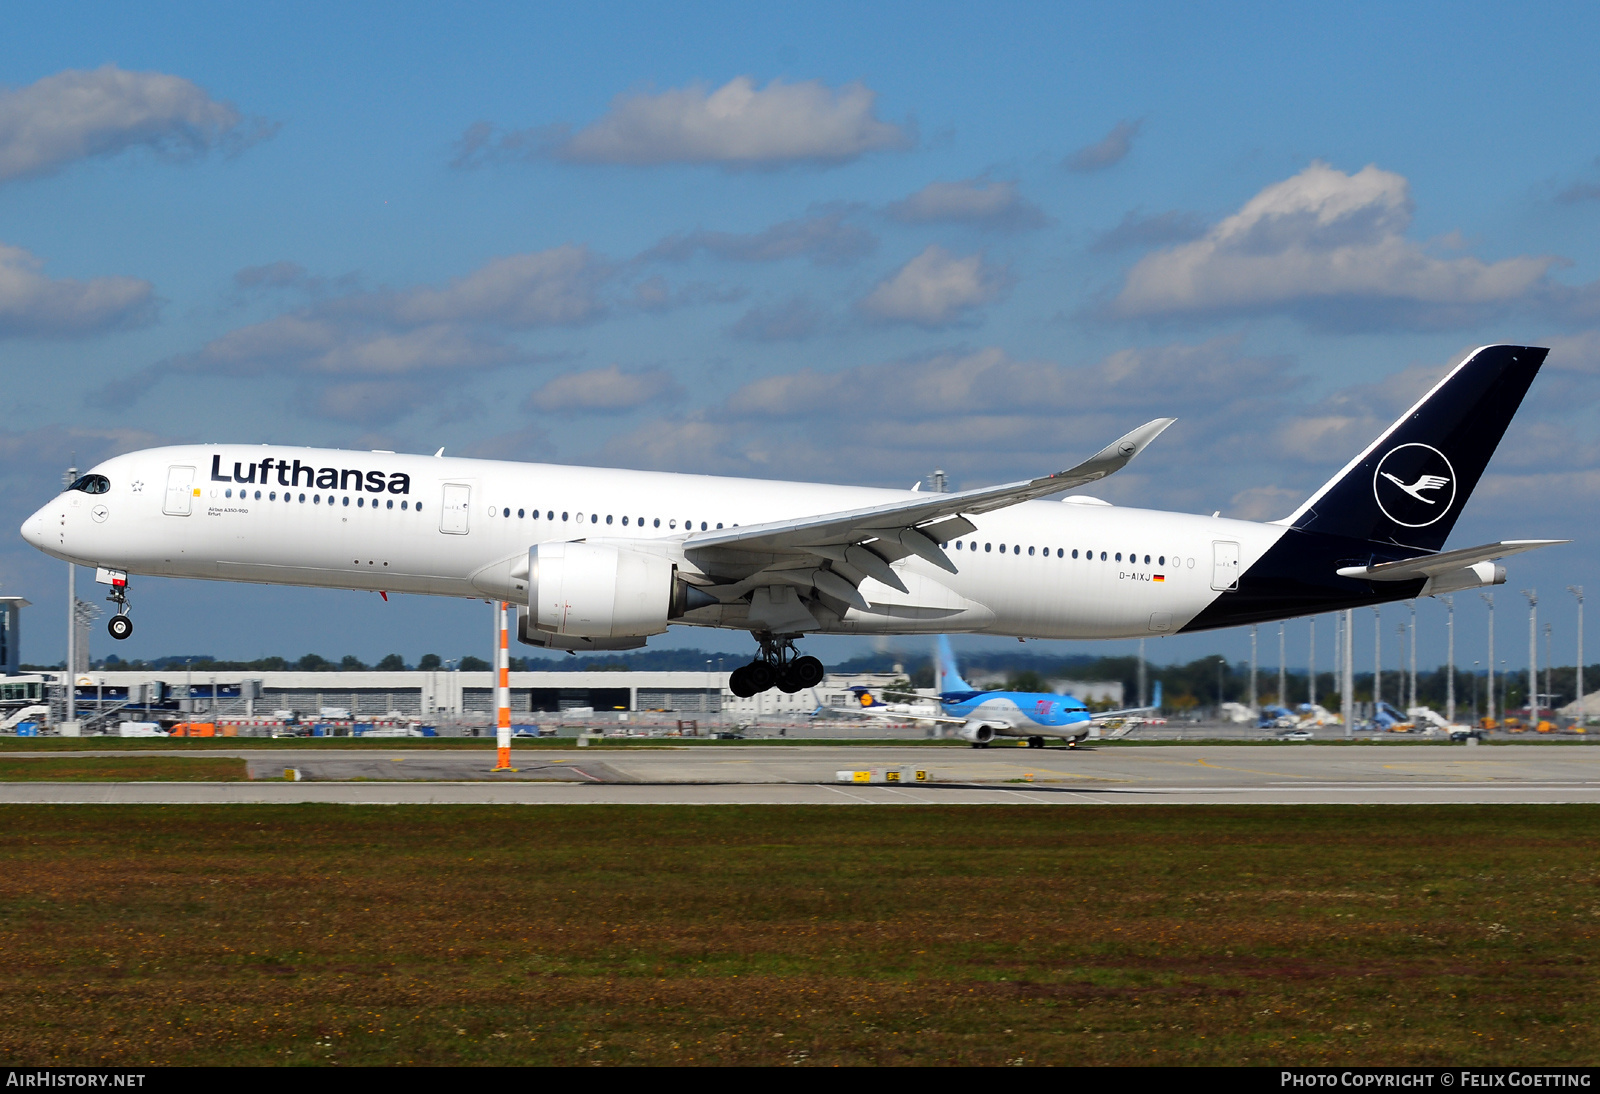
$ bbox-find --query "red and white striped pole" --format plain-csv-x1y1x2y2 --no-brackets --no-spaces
493,600,512,770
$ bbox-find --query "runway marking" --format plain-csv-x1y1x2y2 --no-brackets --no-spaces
878,786,942,804
820,783,881,803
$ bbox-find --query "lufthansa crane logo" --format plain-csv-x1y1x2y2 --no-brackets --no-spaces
1372,442,1456,528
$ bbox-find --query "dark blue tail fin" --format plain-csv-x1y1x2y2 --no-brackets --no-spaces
1283,345,1546,552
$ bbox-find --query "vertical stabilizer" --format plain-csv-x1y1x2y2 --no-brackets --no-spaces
1283,345,1546,552
935,635,973,694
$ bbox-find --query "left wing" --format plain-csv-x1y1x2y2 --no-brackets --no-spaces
681,418,1175,613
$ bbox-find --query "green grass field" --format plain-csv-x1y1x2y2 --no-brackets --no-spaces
0,804,1595,1066
0,756,247,780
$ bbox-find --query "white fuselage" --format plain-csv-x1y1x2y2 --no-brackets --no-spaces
22,445,1287,640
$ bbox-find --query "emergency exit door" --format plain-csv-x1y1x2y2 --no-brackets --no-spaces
1211,540,1241,591
440,483,471,534
162,465,195,516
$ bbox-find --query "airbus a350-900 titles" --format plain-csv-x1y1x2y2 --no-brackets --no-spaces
23,345,1564,698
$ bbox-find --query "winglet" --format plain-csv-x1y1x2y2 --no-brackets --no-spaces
1062,418,1176,485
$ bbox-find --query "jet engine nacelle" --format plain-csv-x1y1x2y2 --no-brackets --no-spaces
528,541,676,639
958,722,1000,744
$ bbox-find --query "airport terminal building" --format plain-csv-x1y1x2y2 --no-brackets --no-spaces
64,668,901,724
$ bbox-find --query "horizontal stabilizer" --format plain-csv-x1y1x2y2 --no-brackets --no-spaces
1335,539,1567,582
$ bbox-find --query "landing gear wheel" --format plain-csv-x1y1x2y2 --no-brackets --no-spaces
775,664,804,694
744,660,775,693
739,635,827,696
1028,736,1045,749
790,656,825,688
729,665,758,698
107,614,132,641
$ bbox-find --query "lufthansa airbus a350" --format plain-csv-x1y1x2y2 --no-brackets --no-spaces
22,345,1563,698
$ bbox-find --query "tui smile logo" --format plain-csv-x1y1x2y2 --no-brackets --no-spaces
1372,442,1456,528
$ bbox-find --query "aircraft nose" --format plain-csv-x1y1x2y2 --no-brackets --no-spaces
20,503,53,550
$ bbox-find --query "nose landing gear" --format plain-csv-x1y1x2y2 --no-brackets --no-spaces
728,636,825,698
99,569,132,640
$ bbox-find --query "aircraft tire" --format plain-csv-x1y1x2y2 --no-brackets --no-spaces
791,656,825,688
108,614,133,641
774,665,804,694
745,660,776,693
729,665,757,698
1028,736,1045,749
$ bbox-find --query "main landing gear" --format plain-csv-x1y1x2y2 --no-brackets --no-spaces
728,636,825,698
102,570,133,640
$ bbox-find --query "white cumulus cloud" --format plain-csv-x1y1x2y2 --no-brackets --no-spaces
0,242,154,336
1063,119,1142,172
857,245,1007,327
0,64,273,183
885,177,1049,231
1112,161,1559,329
526,365,681,413
107,246,605,424
378,246,609,328
458,77,913,169
645,209,873,265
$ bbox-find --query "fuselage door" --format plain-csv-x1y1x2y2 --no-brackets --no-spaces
162,466,195,516
1211,540,1241,591
440,483,471,534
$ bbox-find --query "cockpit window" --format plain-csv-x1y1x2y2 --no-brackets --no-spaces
67,474,110,494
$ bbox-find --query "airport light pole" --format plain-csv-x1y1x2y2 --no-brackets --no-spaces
1308,617,1316,709
1569,586,1585,727
1216,656,1225,715
1471,661,1479,724
1544,622,1553,719
1407,600,1417,711
1342,608,1354,736
1480,592,1496,726
1523,589,1538,726
1277,623,1285,708
1373,608,1382,712
1249,626,1258,712
1443,595,1455,724
1397,623,1407,714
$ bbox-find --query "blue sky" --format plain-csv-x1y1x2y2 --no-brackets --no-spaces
1,2,1596,672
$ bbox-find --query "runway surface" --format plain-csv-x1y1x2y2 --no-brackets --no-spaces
3,742,1600,803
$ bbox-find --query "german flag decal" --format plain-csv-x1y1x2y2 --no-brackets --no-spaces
1153,574,1165,582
